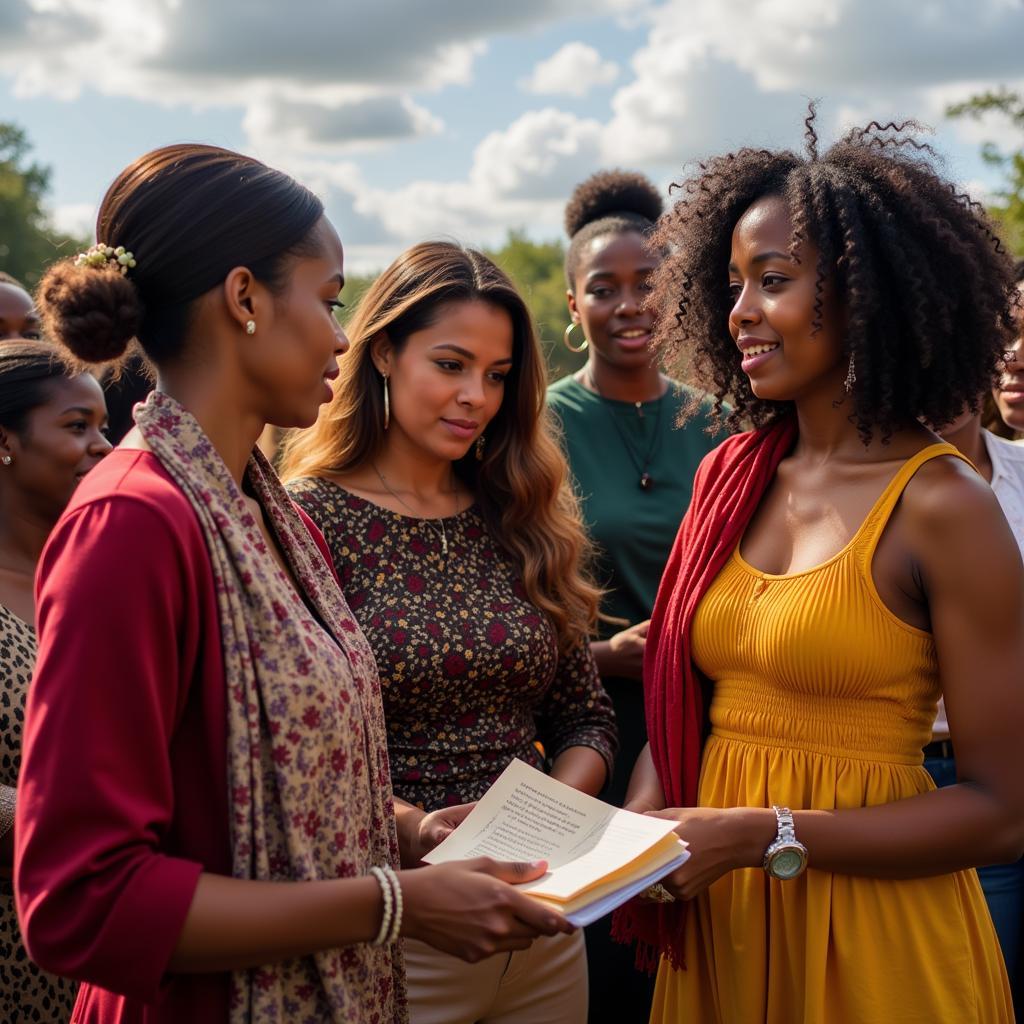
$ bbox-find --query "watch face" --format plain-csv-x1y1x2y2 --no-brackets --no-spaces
770,847,807,879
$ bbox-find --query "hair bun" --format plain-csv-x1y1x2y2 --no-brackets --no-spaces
564,169,663,238
36,260,143,365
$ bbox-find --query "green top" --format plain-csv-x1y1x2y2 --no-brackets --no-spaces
548,374,722,639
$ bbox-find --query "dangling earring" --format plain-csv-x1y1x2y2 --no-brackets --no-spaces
475,434,486,461
844,352,856,394
245,320,256,335
563,322,588,353
1,455,11,466
382,373,390,431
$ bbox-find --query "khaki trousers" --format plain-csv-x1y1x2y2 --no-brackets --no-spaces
403,928,588,1024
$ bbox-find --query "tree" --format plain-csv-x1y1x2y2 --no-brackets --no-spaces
0,123,86,286
947,88,1024,256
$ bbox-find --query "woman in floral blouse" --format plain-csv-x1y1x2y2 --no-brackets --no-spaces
283,241,618,1024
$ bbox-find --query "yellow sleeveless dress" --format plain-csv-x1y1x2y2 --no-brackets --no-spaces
650,444,1013,1024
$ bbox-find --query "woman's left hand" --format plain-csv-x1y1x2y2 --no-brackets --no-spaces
412,802,477,862
644,806,776,900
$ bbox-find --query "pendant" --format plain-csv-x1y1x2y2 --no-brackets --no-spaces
639,472,653,491
441,534,448,556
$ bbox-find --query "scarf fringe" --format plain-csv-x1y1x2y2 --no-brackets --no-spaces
610,900,688,975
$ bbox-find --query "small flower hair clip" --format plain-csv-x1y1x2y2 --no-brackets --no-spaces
74,243,138,276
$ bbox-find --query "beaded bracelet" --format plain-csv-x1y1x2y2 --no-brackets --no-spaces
381,865,403,945
368,866,394,946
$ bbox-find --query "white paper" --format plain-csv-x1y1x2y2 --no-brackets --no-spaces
422,759,684,900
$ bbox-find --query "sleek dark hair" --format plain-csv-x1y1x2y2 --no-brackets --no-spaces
564,169,663,288
0,339,76,436
650,106,1020,441
36,144,325,367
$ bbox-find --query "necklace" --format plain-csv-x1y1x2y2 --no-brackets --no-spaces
585,370,665,491
372,463,460,557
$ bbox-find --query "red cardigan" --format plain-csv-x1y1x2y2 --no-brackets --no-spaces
15,449,333,1023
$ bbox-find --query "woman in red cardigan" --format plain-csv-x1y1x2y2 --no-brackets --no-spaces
14,144,571,1024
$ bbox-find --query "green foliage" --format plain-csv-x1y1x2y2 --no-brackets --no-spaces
338,230,584,381
947,88,1024,256
485,229,583,381
0,123,87,286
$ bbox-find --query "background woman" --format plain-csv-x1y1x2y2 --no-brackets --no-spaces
282,240,617,1024
988,258,1024,439
622,113,1024,1023
935,400,1024,1013
0,335,110,1022
0,273,42,341
547,170,719,1021
15,146,571,1024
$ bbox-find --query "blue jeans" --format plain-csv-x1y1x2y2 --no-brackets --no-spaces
925,753,1024,997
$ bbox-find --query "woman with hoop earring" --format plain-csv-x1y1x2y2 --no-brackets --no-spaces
546,171,721,1023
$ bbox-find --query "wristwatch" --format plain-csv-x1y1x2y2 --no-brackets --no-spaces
763,805,808,880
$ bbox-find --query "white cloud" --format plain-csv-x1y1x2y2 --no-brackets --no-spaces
0,0,644,173
602,0,1024,169
8,0,1024,277
243,95,442,153
521,42,619,98
352,108,605,245
0,1,639,102
471,108,605,199
49,202,96,240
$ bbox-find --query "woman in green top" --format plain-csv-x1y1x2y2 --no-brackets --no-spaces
547,170,720,1023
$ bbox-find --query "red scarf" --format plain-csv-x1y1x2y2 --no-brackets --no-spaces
612,415,796,973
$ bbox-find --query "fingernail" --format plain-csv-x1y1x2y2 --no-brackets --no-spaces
529,860,546,869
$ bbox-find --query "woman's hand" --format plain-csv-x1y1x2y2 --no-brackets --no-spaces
644,806,776,901
591,620,650,680
412,802,476,862
393,797,475,867
400,858,575,963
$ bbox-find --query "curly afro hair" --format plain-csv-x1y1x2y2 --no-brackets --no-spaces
650,104,1020,441
564,169,663,288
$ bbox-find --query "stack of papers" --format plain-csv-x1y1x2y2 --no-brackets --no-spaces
422,759,689,926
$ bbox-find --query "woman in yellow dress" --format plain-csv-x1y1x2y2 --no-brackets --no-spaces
622,110,1024,1023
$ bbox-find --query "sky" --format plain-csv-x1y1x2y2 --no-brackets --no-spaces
2,0,1023,273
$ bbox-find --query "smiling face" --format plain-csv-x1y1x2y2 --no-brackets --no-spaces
568,231,658,372
376,299,514,463
992,282,1024,434
727,195,846,403
2,373,111,522
0,282,41,341
241,217,349,429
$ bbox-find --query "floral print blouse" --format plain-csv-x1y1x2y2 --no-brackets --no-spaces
288,478,618,811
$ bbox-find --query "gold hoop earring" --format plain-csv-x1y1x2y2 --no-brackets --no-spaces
563,322,588,353
382,374,390,431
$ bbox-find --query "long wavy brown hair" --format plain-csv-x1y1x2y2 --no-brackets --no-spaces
280,241,601,652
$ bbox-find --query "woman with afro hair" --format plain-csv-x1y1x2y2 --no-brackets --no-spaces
619,108,1024,1023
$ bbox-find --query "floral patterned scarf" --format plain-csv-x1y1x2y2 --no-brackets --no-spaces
135,392,406,1024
